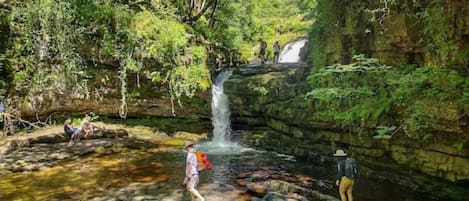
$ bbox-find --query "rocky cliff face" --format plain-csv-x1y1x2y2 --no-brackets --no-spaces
5,63,211,132
224,64,468,200
311,0,469,68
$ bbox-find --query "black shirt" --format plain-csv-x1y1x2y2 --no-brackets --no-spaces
64,125,73,135
337,158,346,180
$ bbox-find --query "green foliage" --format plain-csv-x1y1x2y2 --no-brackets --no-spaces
246,80,270,96
8,0,84,96
170,63,210,103
190,46,206,61
88,112,100,121
453,142,464,152
3,0,214,118
129,10,187,59
308,0,338,69
252,86,269,96
420,6,455,65
203,0,312,61
306,55,466,138
1,0,316,123
374,126,396,139
456,49,469,66
150,71,162,83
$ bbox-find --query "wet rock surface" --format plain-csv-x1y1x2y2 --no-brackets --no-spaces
0,125,210,176
0,138,130,174
0,127,336,200
0,128,129,155
231,166,337,201
66,166,338,201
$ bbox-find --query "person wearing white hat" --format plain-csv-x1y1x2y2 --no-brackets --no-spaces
183,142,205,201
333,149,357,201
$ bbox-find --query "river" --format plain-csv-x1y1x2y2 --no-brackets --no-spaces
0,131,442,201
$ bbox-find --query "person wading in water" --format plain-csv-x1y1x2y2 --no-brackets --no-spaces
334,149,358,201
183,142,205,201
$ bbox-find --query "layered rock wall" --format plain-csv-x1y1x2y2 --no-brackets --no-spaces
224,64,468,200
311,0,469,68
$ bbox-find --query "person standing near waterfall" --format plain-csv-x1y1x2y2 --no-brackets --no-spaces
273,41,281,63
258,39,267,64
183,142,205,201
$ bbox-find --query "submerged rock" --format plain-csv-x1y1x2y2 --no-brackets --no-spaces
246,182,269,196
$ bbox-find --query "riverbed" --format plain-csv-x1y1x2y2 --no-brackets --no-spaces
0,129,451,201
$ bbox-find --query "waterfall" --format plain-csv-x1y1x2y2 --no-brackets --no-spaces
278,39,308,63
211,70,233,145
198,69,248,154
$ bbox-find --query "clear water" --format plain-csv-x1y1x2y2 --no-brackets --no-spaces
0,135,443,201
0,139,324,201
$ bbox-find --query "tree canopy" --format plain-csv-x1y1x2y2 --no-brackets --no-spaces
0,0,313,119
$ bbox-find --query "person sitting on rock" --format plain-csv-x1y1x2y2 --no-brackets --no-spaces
64,118,81,141
81,114,94,137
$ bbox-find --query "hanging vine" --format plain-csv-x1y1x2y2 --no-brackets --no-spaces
8,0,86,111
118,69,128,118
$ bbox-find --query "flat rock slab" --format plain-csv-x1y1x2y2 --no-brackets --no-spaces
0,139,123,174
0,128,128,155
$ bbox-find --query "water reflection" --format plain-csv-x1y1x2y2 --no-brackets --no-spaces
0,135,457,201
0,139,329,201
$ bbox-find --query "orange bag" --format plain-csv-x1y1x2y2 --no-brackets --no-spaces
195,151,212,172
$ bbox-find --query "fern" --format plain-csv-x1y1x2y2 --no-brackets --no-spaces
306,55,466,139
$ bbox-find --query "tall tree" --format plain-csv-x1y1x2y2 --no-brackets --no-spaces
173,0,220,23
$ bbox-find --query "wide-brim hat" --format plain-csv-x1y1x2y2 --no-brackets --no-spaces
333,149,347,157
184,141,194,149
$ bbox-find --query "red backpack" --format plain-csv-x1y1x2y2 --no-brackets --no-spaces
195,151,212,172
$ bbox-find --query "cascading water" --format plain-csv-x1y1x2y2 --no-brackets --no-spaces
197,69,247,154
211,70,233,144
278,39,308,63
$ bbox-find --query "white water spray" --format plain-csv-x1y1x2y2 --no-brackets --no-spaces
278,39,308,63
197,70,249,154
211,70,233,144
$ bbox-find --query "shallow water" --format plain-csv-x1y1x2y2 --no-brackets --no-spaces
0,132,456,201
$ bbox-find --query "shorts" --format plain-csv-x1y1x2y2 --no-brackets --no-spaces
259,49,266,56
186,175,199,189
341,176,355,185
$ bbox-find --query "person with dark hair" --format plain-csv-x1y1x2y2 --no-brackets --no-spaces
258,39,267,64
183,142,205,201
334,149,358,201
273,41,281,63
64,118,81,141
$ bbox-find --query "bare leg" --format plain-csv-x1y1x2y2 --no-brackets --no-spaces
347,181,354,201
190,191,195,201
339,177,353,201
186,176,205,201
339,180,347,201
187,188,204,201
